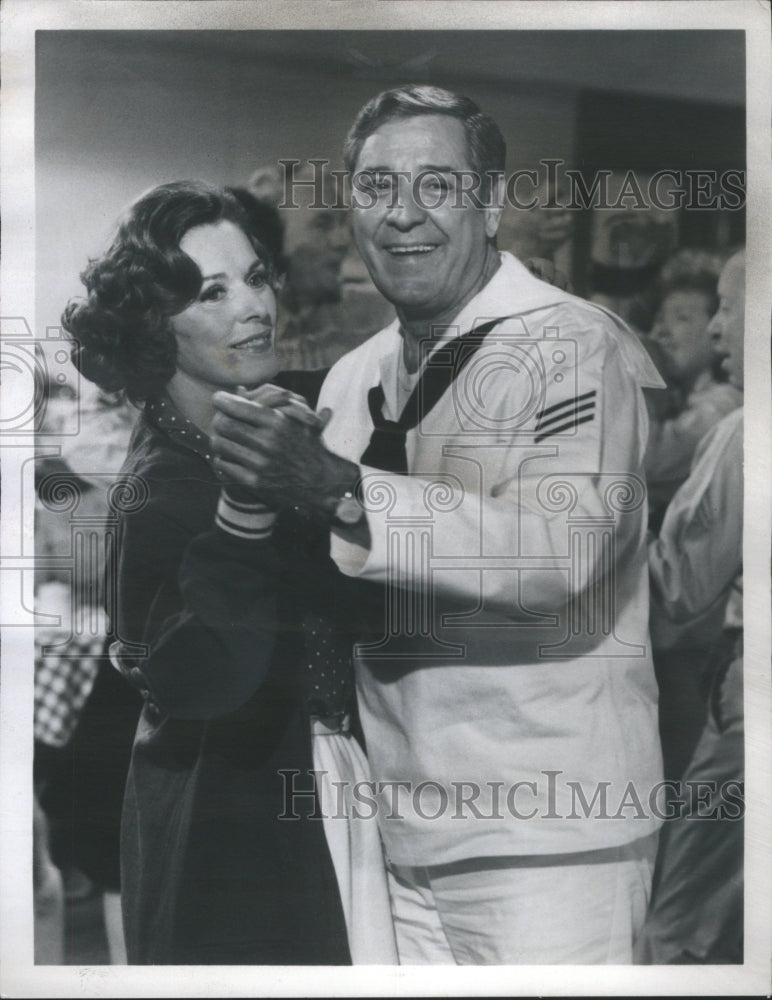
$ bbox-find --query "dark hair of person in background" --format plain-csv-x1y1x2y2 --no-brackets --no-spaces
61,181,279,404
343,84,506,201
658,270,719,318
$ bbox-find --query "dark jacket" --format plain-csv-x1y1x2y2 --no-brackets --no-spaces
116,371,352,965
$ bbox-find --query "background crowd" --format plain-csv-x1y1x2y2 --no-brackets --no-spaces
33,183,744,963
30,29,746,965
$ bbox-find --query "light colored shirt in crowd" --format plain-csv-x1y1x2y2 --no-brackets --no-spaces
649,407,743,638
645,370,741,509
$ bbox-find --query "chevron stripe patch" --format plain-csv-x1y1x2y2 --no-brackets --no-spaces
535,390,597,443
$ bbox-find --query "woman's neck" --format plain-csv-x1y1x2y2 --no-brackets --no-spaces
165,371,216,434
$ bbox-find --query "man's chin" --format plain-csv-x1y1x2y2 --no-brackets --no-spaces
376,283,441,315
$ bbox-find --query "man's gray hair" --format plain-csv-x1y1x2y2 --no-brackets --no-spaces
344,84,506,197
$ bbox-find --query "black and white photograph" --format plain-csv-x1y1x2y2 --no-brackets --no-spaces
1,1,770,996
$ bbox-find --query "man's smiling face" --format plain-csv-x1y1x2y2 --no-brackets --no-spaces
351,115,502,326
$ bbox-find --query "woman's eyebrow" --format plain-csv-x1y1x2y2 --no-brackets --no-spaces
201,262,265,281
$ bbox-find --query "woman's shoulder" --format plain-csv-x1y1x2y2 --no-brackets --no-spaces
119,414,219,531
122,412,209,475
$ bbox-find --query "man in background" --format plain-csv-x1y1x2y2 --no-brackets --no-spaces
645,268,741,520
248,164,393,370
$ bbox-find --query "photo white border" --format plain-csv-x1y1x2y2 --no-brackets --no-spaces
2,2,770,996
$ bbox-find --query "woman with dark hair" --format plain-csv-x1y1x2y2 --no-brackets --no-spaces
62,180,395,964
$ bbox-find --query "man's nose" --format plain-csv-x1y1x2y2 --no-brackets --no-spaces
707,314,722,343
385,177,426,229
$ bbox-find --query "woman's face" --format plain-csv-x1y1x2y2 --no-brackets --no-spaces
169,220,279,392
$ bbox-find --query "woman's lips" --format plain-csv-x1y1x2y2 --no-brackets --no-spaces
231,328,273,352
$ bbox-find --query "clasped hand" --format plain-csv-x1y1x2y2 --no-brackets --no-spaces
210,384,358,519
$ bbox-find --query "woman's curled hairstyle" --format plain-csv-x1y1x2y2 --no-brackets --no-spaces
62,180,278,402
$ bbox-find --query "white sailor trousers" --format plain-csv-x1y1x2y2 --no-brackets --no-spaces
386,832,658,965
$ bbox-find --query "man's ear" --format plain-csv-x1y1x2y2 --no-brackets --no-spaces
484,173,505,239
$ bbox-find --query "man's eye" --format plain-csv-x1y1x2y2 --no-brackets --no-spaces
199,284,225,302
421,175,448,192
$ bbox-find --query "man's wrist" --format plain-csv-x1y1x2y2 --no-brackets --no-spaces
315,458,364,527
331,485,365,527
